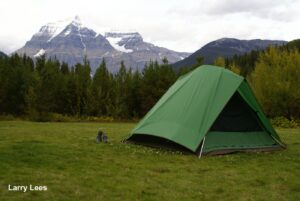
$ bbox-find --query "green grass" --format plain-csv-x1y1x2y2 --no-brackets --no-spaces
0,121,299,201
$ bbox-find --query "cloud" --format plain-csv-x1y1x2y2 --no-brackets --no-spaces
0,35,27,54
169,0,300,21
206,0,283,15
0,0,299,53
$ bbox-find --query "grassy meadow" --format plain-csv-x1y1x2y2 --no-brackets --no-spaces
0,121,299,201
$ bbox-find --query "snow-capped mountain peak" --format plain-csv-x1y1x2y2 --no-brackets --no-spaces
72,15,81,26
35,16,83,42
16,17,190,73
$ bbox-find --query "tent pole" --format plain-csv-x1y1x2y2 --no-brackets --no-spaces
199,136,206,158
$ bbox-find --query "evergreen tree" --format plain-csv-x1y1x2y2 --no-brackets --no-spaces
0,54,36,115
73,58,92,116
65,70,79,115
61,62,70,75
34,58,61,116
113,61,130,118
92,59,112,116
36,54,46,74
140,59,176,115
129,70,142,117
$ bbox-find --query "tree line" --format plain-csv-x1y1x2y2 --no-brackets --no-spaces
223,39,300,77
0,40,299,121
0,54,186,120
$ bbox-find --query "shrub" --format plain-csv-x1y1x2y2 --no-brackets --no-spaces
0,115,15,121
270,116,300,128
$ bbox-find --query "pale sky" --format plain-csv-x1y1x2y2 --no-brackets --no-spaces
1,0,300,54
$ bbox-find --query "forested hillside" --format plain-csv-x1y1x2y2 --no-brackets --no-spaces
223,39,300,76
172,38,286,70
1,40,299,121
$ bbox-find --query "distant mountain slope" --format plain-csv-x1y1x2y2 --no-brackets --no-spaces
0,51,7,58
285,39,300,51
172,38,287,70
15,16,190,73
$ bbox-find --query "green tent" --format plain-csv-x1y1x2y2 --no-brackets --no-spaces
126,65,285,156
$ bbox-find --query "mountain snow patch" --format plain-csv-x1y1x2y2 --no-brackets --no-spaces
45,16,82,42
46,21,73,42
78,26,87,53
64,28,72,36
34,49,45,57
106,37,133,53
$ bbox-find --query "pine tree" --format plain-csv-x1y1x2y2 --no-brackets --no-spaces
61,62,70,75
34,58,61,117
73,58,92,116
113,61,130,118
130,70,142,117
92,59,111,116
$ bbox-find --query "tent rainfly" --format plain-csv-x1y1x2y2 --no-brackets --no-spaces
125,65,285,156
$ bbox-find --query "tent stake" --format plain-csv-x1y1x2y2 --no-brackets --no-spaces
199,136,206,158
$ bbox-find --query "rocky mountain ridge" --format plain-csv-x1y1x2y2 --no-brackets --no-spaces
15,16,190,72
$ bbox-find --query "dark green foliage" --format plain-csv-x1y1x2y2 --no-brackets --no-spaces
73,60,92,116
91,59,111,116
0,54,36,115
129,70,142,117
113,61,130,118
224,39,300,77
0,55,179,120
225,50,259,76
270,116,300,128
60,62,70,75
140,60,176,115
284,39,300,52
1,45,299,120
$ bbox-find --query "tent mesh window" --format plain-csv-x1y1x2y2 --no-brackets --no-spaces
210,92,263,132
